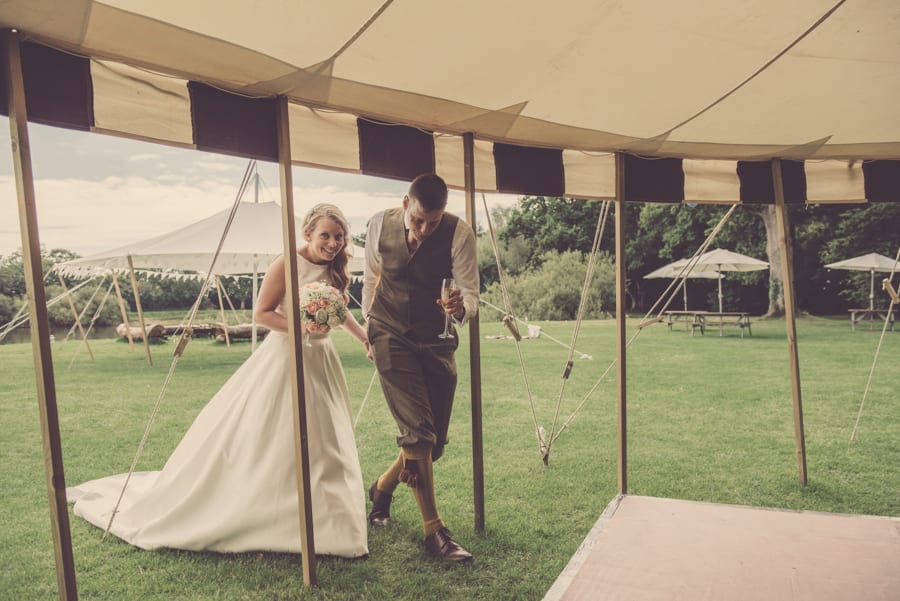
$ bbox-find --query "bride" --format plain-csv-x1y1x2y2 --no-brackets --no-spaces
68,204,370,558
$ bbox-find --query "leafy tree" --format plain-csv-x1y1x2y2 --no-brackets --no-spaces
502,197,613,269
482,250,615,321
477,206,530,288
812,202,900,310
44,283,122,329
0,293,19,325
0,248,81,298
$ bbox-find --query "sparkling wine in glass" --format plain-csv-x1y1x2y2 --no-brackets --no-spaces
438,278,456,339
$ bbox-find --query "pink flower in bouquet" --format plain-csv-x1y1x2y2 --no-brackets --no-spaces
298,282,348,335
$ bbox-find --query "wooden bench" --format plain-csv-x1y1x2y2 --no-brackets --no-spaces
664,310,703,332
848,308,896,332
694,312,752,338
664,311,751,337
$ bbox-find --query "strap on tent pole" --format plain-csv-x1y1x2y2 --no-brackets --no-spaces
112,273,135,351
57,270,94,360
772,159,808,485
127,255,153,366
3,28,78,601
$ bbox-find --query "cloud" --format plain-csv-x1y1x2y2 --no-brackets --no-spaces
0,121,522,258
1,173,519,257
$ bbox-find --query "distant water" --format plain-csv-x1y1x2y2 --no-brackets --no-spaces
0,325,120,345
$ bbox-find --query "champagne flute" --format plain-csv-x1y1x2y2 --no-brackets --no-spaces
438,278,456,339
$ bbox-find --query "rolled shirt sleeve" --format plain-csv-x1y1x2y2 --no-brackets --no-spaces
361,212,384,322
451,219,479,325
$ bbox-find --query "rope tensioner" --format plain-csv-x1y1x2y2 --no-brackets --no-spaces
502,314,521,340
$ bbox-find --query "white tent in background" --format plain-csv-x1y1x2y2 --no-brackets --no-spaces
59,201,288,278
58,201,365,350
825,252,899,310
58,200,286,352
644,260,723,311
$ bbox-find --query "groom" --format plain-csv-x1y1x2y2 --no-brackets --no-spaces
362,173,479,562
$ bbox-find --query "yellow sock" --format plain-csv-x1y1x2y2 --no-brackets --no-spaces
376,452,404,495
401,443,444,535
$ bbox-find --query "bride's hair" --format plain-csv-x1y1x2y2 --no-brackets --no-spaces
302,203,352,295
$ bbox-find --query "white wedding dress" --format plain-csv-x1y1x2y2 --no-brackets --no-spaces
68,257,368,557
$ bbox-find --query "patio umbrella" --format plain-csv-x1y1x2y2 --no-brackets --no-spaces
680,248,769,313
824,252,899,310
644,260,723,311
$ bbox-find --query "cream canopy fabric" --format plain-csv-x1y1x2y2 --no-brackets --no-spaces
1,1,899,202
56,201,366,278
57,201,290,278
824,252,899,273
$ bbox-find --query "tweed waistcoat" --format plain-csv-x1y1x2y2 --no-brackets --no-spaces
368,207,456,340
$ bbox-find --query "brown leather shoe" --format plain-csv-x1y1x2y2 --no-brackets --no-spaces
423,527,473,563
368,480,392,527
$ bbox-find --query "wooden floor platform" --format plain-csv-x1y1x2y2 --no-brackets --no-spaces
543,495,900,601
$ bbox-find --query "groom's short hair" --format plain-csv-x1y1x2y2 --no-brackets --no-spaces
409,174,448,212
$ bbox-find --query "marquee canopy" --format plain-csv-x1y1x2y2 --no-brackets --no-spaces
1,0,899,204
55,201,365,279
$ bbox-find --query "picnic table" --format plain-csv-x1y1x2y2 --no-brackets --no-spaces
848,308,896,331
664,310,752,337
664,310,703,332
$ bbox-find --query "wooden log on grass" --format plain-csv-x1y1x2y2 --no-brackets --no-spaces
214,323,270,343
116,323,167,341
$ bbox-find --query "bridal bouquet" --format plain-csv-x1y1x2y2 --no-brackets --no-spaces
299,281,348,334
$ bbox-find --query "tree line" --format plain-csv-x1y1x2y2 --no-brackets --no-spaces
478,197,897,320
1,198,896,327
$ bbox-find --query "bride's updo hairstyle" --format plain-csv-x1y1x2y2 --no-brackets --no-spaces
302,203,352,295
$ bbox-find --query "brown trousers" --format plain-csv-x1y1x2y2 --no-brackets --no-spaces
367,318,457,461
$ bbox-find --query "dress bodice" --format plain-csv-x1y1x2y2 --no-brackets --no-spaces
284,253,334,340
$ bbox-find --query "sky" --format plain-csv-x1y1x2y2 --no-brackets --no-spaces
0,119,519,258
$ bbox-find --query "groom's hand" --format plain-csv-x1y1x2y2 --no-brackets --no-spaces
437,289,464,320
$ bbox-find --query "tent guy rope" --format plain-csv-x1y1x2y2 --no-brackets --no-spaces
480,198,739,463
103,160,257,539
850,244,900,442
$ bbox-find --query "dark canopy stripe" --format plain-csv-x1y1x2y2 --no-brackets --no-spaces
1,40,898,205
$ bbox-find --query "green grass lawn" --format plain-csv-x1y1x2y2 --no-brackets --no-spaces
1,315,898,600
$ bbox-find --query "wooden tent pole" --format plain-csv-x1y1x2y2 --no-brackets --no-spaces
126,256,153,365
463,132,485,532
771,159,808,485
2,28,79,601
276,96,317,585
615,153,628,494
111,274,135,351
56,271,94,360
215,275,231,347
